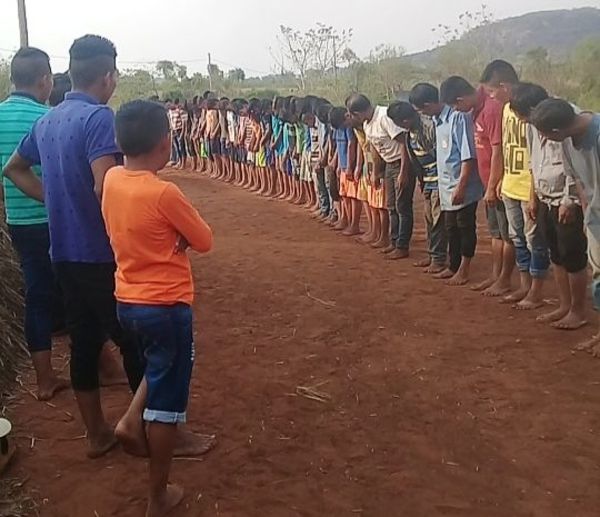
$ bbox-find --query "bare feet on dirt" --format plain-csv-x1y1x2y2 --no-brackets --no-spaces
513,297,544,311
446,271,469,286
550,311,588,331
501,288,528,305
385,249,409,261
115,415,148,457
537,307,569,324
425,263,446,274
470,277,495,292
482,281,512,298
174,430,217,457
146,484,184,517
37,376,70,402
87,427,118,459
433,268,455,280
413,258,431,268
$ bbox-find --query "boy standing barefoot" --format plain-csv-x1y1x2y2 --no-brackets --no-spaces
102,100,213,516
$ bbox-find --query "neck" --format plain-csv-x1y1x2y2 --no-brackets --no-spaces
366,107,375,122
571,114,593,144
73,87,103,104
124,156,159,174
13,86,44,103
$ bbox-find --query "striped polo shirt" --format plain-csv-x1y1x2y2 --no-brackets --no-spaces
0,92,49,226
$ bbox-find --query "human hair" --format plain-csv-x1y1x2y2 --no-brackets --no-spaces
480,59,519,85
509,82,549,118
115,100,169,157
387,101,417,123
409,83,439,108
206,98,218,109
10,47,51,89
345,93,371,113
49,72,72,107
248,98,262,120
316,102,333,124
69,35,117,89
329,107,347,129
439,76,475,105
530,98,576,134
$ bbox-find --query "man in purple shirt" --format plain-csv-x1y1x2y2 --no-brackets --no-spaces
4,35,143,459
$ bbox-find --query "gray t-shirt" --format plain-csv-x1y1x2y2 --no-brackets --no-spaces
562,113,600,240
527,124,579,206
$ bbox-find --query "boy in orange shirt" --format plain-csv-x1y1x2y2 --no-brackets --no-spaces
101,100,213,517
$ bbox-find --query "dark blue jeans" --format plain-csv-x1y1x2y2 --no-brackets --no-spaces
117,303,194,424
8,223,62,352
385,161,416,250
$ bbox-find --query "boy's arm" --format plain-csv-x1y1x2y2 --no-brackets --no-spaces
486,144,503,206
396,134,411,192
159,184,213,254
452,113,478,206
347,131,357,180
4,126,44,202
85,108,121,200
355,143,364,179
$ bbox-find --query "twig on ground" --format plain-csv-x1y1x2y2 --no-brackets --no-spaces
304,285,336,308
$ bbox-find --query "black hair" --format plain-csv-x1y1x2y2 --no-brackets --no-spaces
48,72,72,107
10,47,51,89
329,107,347,129
439,76,475,105
202,90,213,99
509,82,549,118
248,98,262,120
115,100,169,157
69,34,117,89
409,83,439,108
316,101,333,124
260,98,272,112
164,98,172,104
480,59,519,85
192,95,199,104
174,98,180,105
293,97,307,116
387,101,417,124
206,98,218,109
345,93,371,113
530,98,576,134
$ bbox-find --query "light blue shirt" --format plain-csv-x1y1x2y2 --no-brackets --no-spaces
434,105,483,211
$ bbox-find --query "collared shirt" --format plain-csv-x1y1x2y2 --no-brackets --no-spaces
562,113,600,240
473,87,503,188
17,91,121,263
434,105,483,211
334,127,354,171
527,124,579,207
407,114,438,192
168,107,183,132
0,92,49,226
363,106,404,164
501,104,531,201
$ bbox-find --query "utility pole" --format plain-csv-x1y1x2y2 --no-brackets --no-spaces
207,52,213,91
17,0,29,48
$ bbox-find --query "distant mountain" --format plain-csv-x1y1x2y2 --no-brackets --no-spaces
408,7,600,64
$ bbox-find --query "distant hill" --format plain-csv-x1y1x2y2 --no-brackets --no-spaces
408,7,600,64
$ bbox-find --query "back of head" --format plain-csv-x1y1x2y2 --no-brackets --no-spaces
116,100,169,157
329,107,347,129
49,72,72,107
509,82,549,119
346,93,371,114
387,101,417,124
409,83,439,109
530,98,576,134
480,59,519,86
439,76,475,105
69,34,117,89
316,101,333,124
10,47,51,90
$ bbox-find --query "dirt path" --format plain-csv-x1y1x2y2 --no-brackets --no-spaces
9,170,600,517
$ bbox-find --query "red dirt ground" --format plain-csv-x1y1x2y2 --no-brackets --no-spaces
8,170,600,517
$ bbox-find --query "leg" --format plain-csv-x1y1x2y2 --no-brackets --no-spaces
384,163,399,253
447,202,477,286
415,192,433,268
395,171,416,254
434,211,458,280
502,197,532,304
425,190,447,273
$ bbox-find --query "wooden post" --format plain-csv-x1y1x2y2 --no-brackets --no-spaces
17,0,29,48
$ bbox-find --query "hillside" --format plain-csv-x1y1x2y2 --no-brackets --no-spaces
408,7,600,64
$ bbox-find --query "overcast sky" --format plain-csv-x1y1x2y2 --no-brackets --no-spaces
1,0,596,76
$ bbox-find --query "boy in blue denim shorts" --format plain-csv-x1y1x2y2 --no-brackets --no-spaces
101,100,213,517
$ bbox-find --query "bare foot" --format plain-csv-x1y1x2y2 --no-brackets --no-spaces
146,484,184,517
425,263,446,274
433,268,455,280
513,298,544,311
446,271,469,286
87,427,118,459
501,288,528,304
413,258,431,268
537,307,569,323
342,228,362,237
357,233,374,244
551,311,588,331
470,277,495,292
115,414,148,457
381,245,396,254
482,281,512,298
371,240,388,250
174,430,217,457
37,376,70,401
592,343,600,358
574,334,600,352
386,249,409,261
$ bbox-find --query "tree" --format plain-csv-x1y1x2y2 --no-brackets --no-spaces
228,68,246,82
432,4,495,46
155,60,176,80
207,63,223,80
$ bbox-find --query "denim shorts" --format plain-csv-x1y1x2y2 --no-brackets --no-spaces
117,303,194,424
486,201,510,241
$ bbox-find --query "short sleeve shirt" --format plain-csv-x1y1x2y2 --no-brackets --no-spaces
501,104,531,201
435,105,484,211
363,106,405,163
334,127,354,170
473,87,502,188
17,91,121,263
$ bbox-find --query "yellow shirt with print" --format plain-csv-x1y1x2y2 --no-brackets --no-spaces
501,104,532,201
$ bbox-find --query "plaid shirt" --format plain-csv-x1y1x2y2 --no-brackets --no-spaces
168,108,183,132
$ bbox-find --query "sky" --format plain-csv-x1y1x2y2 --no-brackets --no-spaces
1,0,596,77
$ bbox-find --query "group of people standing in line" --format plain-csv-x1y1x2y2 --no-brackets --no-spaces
167,59,600,355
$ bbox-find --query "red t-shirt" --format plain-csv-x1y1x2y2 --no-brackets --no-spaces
473,87,503,187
